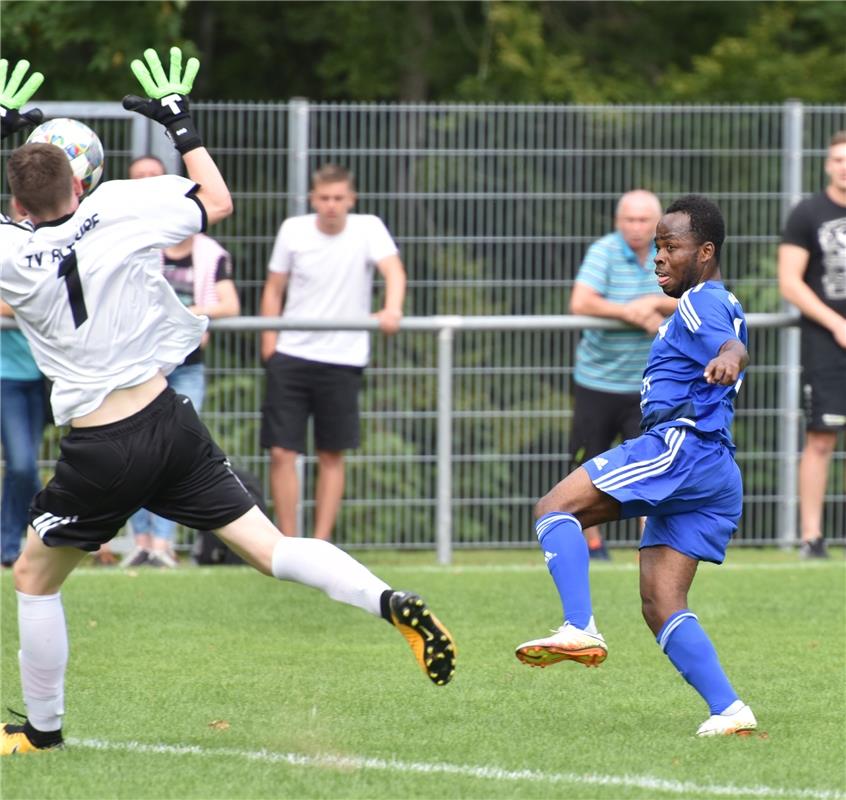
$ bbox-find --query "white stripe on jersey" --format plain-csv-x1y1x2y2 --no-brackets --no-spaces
678,292,702,332
594,429,687,492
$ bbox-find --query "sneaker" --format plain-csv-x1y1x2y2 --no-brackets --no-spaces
515,622,608,668
1,720,64,755
799,538,829,560
147,550,178,569
120,546,150,568
388,591,456,686
696,701,757,737
588,540,611,560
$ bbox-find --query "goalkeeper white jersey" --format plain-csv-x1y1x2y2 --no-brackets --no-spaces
0,175,208,425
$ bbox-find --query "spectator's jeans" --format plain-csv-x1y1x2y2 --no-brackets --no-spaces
129,363,205,543
1,378,45,563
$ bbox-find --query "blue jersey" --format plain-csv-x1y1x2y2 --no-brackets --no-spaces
639,281,747,446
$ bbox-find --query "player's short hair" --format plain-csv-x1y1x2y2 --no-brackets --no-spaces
311,163,355,190
830,131,846,148
665,194,726,263
7,143,74,218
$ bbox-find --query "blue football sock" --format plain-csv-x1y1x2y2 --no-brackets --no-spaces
657,610,739,714
535,512,592,629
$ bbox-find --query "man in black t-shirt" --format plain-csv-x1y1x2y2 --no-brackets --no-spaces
778,131,846,559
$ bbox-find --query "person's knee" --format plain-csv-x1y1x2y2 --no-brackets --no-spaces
270,447,298,469
12,550,37,593
804,431,837,458
640,581,686,633
640,587,662,631
5,462,37,485
317,450,344,469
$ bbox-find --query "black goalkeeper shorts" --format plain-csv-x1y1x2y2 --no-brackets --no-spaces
29,388,256,551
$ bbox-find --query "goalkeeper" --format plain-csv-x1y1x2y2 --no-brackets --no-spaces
0,49,456,756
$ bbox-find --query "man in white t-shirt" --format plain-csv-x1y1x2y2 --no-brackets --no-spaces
260,164,407,541
0,53,452,757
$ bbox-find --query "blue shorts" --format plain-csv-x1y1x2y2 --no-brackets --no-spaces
582,425,742,563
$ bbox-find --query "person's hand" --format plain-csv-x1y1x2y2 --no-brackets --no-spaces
373,308,402,335
622,296,661,331
703,351,743,385
261,341,277,365
122,47,203,154
640,311,665,335
832,316,846,350
0,58,44,140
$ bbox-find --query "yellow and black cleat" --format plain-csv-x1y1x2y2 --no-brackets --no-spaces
388,592,456,686
1,721,64,755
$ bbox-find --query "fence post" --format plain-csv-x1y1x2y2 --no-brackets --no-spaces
287,98,309,534
778,100,803,548
288,98,309,217
436,325,455,565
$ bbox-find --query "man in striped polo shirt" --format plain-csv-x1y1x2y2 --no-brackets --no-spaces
569,190,676,558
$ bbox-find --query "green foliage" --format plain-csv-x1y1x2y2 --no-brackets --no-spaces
665,4,846,102
1,0,842,102
0,0,191,100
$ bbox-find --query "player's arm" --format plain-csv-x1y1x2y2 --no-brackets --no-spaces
373,254,406,335
778,242,846,347
122,47,232,225
259,271,288,363
1,300,15,318
0,58,44,140
703,339,748,385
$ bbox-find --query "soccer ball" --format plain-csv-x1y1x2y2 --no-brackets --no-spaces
26,117,105,195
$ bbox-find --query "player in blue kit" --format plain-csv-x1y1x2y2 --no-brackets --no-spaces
515,195,757,737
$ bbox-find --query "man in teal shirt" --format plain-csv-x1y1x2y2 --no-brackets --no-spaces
569,190,676,558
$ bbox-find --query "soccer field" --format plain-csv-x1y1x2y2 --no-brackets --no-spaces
2,549,844,799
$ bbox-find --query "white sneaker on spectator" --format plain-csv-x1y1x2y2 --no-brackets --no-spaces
148,550,178,569
120,546,150,568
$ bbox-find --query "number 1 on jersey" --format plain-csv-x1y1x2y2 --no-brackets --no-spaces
58,251,88,328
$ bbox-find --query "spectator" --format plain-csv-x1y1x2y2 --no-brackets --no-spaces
1,298,45,568
569,190,676,558
778,131,846,559
121,155,241,568
260,164,406,540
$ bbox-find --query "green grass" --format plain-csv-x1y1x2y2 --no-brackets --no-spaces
2,549,845,799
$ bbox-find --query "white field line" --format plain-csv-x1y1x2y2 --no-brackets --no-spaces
50,560,846,578
66,737,845,800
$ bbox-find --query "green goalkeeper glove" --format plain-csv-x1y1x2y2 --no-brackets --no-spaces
0,58,45,140
122,47,203,154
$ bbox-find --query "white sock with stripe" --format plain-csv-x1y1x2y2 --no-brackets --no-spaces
270,537,390,617
17,591,68,733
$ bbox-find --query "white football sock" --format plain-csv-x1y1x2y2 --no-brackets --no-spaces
17,591,68,733
271,537,390,617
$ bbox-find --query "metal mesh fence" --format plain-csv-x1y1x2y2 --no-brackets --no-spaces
2,101,844,551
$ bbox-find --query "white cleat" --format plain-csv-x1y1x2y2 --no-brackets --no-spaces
515,622,607,668
696,702,757,737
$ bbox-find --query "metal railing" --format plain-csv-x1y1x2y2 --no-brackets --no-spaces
6,312,840,563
